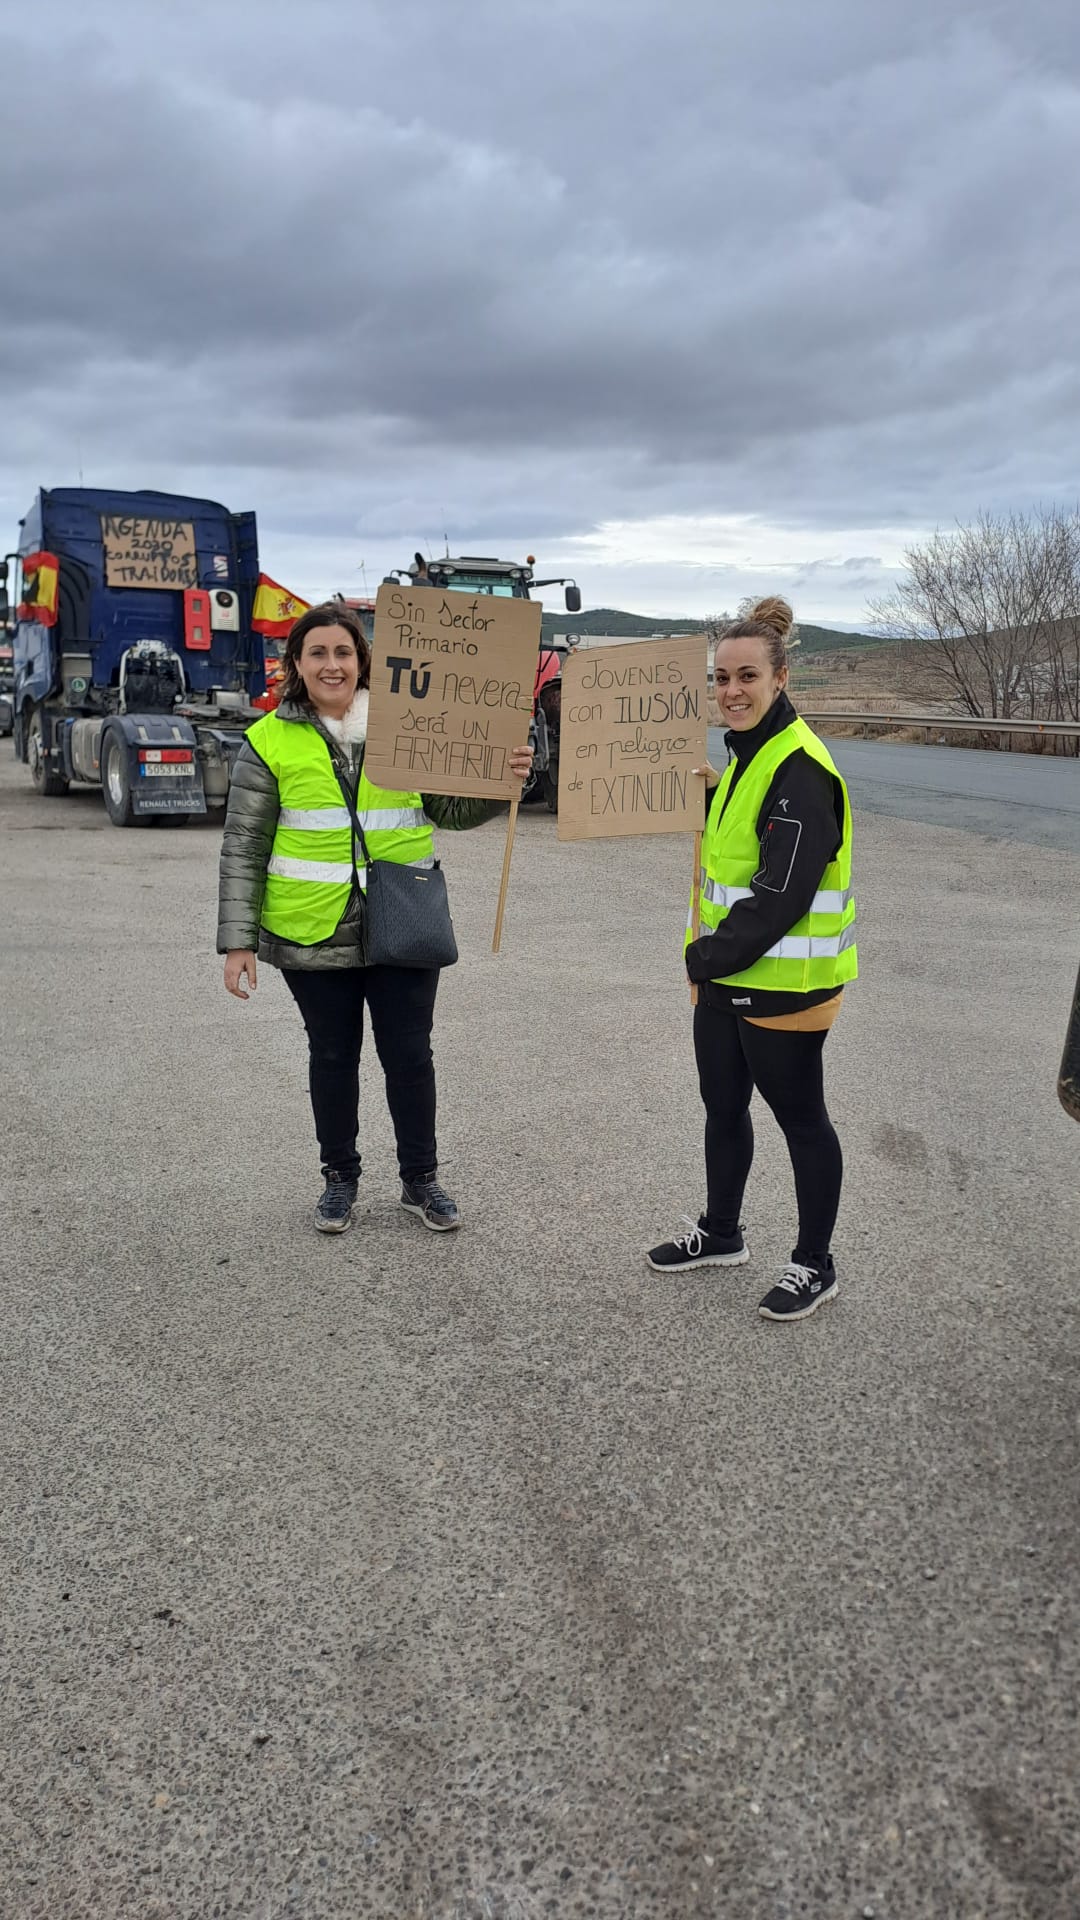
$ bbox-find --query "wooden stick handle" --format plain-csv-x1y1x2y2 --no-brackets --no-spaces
689,829,703,1008
492,797,520,954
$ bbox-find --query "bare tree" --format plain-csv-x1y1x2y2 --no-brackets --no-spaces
1041,509,1080,728
867,508,1080,749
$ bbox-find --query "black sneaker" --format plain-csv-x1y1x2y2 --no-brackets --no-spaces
401,1172,460,1233
314,1171,358,1235
647,1215,749,1273
758,1259,838,1321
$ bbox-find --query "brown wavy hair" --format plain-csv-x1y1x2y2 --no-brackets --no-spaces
280,601,371,707
718,596,797,675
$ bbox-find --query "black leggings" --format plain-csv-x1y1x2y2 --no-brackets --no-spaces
693,1002,842,1267
282,966,440,1183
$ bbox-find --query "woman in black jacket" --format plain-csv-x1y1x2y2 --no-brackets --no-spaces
648,598,858,1321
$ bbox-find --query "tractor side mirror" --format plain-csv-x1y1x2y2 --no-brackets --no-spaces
0,587,9,625
564,583,581,614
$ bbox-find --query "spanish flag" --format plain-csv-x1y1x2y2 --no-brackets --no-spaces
18,551,60,627
251,573,310,639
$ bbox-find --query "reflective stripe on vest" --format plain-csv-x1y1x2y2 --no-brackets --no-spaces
688,714,858,995
700,877,855,916
267,852,434,881
268,854,367,887
246,710,436,947
277,805,430,832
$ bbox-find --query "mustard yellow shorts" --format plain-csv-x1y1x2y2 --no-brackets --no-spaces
742,992,843,1033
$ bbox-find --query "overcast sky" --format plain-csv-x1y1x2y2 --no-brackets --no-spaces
4,0,1079,626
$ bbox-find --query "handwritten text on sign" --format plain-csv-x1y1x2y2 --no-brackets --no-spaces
365,583,542,798
557,635,708,840
102,515,198,589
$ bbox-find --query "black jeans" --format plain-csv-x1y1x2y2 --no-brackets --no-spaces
282,966,440,1183
693,1002,842,1268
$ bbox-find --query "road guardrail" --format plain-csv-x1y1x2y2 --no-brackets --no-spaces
800,711,1080,742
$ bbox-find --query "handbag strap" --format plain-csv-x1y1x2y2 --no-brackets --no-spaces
322,734,374,879
318,733,368,850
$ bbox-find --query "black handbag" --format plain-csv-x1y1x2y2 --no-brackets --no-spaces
333,757,458,970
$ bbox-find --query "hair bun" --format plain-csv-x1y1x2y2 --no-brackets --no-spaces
746,596,794,644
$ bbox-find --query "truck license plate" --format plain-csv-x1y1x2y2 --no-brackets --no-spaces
141,763,195,777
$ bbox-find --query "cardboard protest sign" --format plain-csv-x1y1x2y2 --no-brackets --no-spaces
557,635,708,841
102,515,198,588
365,582,541,798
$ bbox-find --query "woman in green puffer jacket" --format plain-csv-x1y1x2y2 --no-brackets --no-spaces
217,602,532,1236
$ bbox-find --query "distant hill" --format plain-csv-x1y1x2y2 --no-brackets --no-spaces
541,607,883,652
541,608,703,642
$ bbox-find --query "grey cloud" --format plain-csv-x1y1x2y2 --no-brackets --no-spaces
3,0,1080,614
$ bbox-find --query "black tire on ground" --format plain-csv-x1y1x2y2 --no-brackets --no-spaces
543,768,559,813
101,729,145,827
27,706,69,796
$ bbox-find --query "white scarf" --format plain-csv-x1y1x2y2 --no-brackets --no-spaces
320,688,369,746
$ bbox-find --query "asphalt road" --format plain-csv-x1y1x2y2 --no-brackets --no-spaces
708,730,1080,852
3,741,1080,1919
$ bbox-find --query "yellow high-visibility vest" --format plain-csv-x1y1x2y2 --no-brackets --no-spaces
248,711,435,946
688,715,857,993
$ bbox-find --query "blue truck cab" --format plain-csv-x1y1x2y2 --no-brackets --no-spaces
9,486,266,824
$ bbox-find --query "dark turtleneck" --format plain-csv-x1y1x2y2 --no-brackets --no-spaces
726,688,800,766
684,693,846,1014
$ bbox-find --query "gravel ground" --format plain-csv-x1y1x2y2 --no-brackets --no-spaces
2,746,1079,1920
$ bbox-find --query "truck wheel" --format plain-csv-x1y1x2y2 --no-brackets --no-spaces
101,730,144,827
27,707,68,796
543,768,559,813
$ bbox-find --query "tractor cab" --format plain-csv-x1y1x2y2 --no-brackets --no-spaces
384,553,581,613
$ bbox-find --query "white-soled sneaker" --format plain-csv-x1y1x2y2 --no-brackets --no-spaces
647,1216,749,1273
314,1171,358,1235
400,1173,460,1232
758,1259,838,1321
